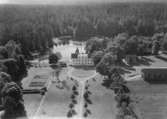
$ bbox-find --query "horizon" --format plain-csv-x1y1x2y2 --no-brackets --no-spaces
0,0,167,5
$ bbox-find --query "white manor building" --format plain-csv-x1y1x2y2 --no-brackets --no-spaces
71,53,94,66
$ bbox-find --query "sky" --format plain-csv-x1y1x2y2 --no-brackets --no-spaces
0,0,166,5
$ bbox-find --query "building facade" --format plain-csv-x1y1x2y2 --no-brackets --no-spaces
141,68,167,83
71,53,94,66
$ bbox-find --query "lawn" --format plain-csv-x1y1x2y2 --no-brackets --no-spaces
22,67,54,117
34,80,74,119
23,66,78,119
127,76,167,119
83,74,118,119
111,53,167,119
70,67,96,79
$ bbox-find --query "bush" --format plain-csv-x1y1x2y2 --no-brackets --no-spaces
162,40,167,51
2,58,19,82
91,51,104,66
49,52,62,64
0,46,8,59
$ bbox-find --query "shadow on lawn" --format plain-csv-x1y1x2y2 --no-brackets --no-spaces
135,56,154,66
119,61,135,75
143,79,167,84
73,66,95,70
155,55,167,62
118,68,131,75
120,62,135,71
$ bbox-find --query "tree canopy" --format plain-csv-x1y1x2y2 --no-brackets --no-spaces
1,3,167,57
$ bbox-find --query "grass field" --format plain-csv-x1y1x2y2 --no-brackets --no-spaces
71,67,96,79
23,67,75,119
127,76,167,119
86,74,118,119
123,54,167,119
22,67,54,117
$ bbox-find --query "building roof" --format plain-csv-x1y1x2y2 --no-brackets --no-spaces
141,67,167,73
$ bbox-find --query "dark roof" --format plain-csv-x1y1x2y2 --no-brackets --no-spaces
142,67,167,73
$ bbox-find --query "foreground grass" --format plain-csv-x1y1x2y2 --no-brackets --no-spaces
23,67,73,118
85,74,118,119
22,67,54,117
127,77,167,119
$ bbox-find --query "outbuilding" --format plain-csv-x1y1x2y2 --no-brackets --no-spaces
141,67,167,83
125,55,138,65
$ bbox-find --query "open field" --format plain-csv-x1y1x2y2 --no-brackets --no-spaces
22,67,53,117
23,67,74,118
70,67,96,79
86,74,118,119
123,54,167,119
34,80,74,119
127,77,167,119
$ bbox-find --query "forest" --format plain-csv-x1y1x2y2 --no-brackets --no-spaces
0,2,167,58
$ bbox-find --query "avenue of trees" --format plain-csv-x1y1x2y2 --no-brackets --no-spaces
1,3,167,58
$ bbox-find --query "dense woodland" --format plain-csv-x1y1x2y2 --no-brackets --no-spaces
1,2,167,58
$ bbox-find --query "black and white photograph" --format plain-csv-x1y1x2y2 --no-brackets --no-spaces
0,0,167,119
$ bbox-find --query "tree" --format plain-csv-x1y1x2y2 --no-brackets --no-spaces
101,68,124,89
5,40,21,58
162,40,167,51
152,40,160,55
0,46,8,59
2,59,19,82
0,72,11,93
96,52,118,77
85,37,106,56
152,33,162,55
91,50,104,66
119,16,137,35
136,19,155,36
0,64,8,73
1,82,27,119
161,33,167,51
49,52,62,64
123,36,138,55
114,33,129,48
106,43,125,63
15,55,27,81
75,19,96,41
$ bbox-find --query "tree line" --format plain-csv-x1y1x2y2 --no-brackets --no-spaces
1,2,167,58
0,40,27,119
